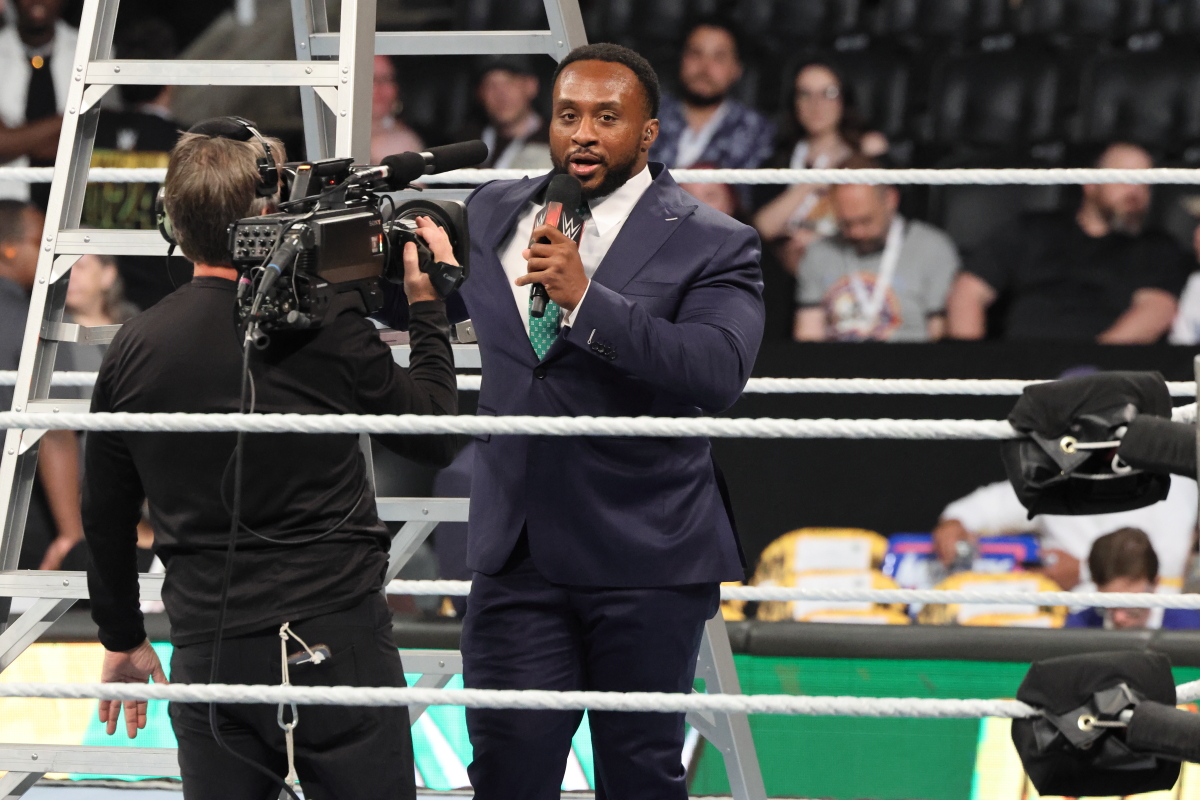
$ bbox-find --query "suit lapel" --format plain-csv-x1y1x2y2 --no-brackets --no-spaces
542,167,698,366
589,168,698,295
475,174,553,364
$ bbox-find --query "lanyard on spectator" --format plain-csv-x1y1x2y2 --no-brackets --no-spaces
786,147,832,231
846,217,904,336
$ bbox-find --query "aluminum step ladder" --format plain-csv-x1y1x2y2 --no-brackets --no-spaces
0,1,765,796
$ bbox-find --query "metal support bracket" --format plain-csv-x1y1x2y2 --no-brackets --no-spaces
0,598,76,672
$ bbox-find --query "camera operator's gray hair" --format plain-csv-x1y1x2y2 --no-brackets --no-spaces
163,132,286,266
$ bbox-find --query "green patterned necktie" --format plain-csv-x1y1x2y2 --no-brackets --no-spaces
527,201,589,359
528,295,561,360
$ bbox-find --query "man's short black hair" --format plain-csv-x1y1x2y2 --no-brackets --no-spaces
0,200,31,246
551,43,660,119
682,15,744,61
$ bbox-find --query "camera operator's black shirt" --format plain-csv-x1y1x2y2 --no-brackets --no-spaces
83,276,458,651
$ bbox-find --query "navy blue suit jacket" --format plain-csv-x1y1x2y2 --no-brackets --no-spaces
384,163,765,587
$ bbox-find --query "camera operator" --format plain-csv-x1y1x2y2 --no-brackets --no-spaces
81,119,459,800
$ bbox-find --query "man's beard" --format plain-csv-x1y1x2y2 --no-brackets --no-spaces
851,236,887,257
680,85,726,108
551,150,640,201
1103,206,1146,236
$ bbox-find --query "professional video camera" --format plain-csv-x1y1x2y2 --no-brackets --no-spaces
229,140,487,344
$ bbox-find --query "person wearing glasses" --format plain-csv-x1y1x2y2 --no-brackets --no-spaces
753,62,888,279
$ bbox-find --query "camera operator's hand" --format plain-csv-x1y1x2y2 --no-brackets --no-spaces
99,638,168,739
402,216,453,304
517,224,588,311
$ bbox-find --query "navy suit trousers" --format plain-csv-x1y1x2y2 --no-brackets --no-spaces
462,534,720,800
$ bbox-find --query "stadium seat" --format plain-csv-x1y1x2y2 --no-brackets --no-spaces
923,50,1060,150
928,177,1064,259
875,0,1012,41
822,48,911,142
1145,181,1200,254
1014,0,1158,42
1073,50,1200,158
459,0,548,30
735,0,862,46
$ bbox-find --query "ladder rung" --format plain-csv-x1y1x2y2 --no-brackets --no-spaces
0,743,180,776
41,322,121,345
25,399,91,413
400,650,463,673
377,497,469,522
0,569,159,600
392,344,481,369
85,60,340,87
310,30,559,57
57,229,170,256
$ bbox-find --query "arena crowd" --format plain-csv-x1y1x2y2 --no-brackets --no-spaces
2,0,1200,631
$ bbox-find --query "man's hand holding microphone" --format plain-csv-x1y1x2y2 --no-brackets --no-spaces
516,174,588,314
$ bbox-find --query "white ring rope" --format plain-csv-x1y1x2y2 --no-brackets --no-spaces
1,407,1193,437
1,680,1199,717
0,682,1040,718
3,167,1199,186
385,580,1200,610
12,372,1198,398
0,411,1022,438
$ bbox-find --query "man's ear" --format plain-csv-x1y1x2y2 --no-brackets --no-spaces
642,119,659,151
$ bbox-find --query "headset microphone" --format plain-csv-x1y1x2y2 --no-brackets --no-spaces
529,174,584,319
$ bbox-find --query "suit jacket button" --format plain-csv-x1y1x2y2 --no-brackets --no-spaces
533,366,547,379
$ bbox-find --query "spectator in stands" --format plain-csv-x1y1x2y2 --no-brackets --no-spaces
1066,528,1200,630
794,159,959,341
933,475,1197,592
0,0,77,209
0,200,86,571
61,254,138,389
82,18,183,311
462,56,551,170
649,19,773,171
753,61,888,276
678,162,741,220
371,55,423,164
1168,222,1200,344
945,143,1189,342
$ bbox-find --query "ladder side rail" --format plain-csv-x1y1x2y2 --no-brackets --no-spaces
0,0,120,598
291,0,335,161
542,0,589,61
333,0,375,162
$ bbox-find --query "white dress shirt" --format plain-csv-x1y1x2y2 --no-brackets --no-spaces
497,165,654,336
941,477,1198,586
0,20,78,201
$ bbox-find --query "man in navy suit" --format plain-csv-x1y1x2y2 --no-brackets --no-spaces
384,43,764,799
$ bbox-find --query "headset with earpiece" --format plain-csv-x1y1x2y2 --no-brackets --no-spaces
155,116,280,248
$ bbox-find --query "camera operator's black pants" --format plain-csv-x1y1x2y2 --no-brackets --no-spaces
168,594,415,800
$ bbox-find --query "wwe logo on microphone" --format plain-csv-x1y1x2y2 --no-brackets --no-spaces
561,216,583,241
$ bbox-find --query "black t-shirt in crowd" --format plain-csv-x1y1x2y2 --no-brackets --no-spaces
965,211,1190,341
83,277,458,651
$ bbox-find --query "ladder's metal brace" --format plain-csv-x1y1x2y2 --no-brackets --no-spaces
0,1,766,796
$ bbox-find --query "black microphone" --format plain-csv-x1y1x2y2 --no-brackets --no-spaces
529,174,584,319
377,140,490,190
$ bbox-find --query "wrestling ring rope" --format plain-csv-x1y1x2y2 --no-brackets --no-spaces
6,163,1200,793
9,371,1200,396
